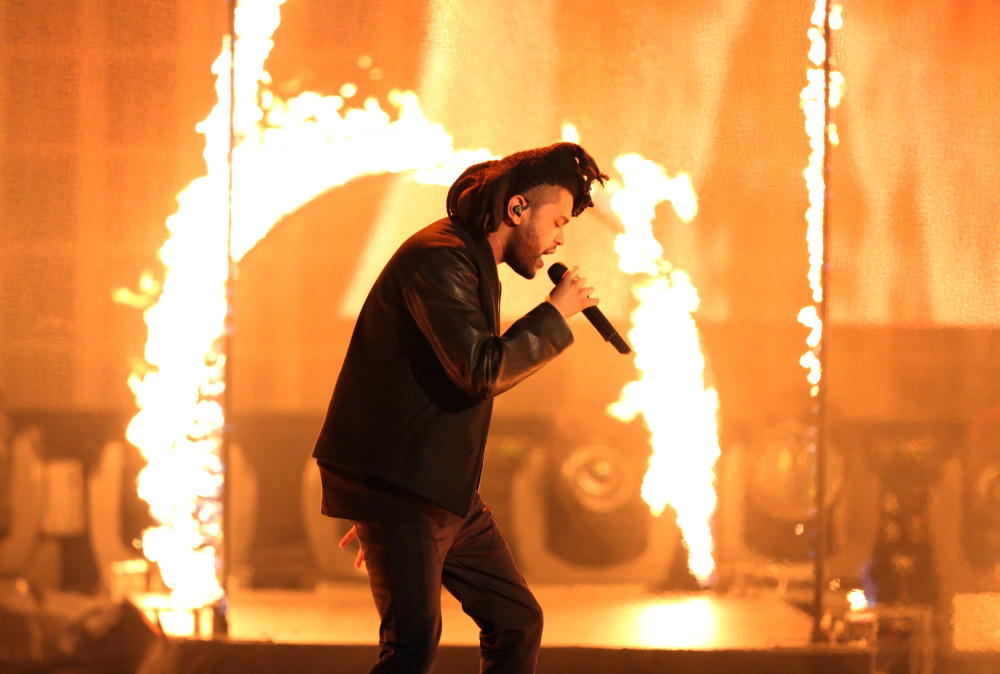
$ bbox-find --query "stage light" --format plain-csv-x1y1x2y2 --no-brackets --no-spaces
559,443,638,514
744,422,844,562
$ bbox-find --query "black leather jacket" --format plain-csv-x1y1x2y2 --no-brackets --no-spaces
313,217,573,516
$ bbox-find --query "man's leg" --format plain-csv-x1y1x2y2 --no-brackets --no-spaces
354,513,455,674
440,495,543,674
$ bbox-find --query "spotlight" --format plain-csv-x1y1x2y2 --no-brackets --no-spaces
559,444,639,514
743,422,844,562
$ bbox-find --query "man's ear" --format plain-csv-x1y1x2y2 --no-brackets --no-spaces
506,195,528,224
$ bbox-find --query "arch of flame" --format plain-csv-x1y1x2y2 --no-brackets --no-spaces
120,0,492,611
121,0,720,610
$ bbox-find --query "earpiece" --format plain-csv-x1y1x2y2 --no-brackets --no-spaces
512,205,523,216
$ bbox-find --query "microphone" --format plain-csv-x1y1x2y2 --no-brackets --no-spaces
548,262,632,355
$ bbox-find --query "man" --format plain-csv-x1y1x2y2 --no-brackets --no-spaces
312,142,608,673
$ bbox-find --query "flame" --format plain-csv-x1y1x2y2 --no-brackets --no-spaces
798,0,843,396
606,154,720,585
847,588,868,612
122,0,728,612
120,0,490,614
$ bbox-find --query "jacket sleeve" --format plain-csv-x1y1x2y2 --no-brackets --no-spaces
401,246,573,401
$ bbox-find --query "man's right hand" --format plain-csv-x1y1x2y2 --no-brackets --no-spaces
339,524,365,569
547,265,599,319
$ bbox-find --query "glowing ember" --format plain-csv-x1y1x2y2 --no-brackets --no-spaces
606,154,720,585
799,0,843,396
119,0,490,613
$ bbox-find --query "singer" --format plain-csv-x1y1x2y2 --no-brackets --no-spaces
312,142,608,674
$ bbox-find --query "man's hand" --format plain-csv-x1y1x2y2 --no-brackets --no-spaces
339,525,364,569
547,265,599,319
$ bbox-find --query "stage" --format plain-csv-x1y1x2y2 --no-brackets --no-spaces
134,583,876,673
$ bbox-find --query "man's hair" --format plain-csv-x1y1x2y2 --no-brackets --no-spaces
446,142,608,238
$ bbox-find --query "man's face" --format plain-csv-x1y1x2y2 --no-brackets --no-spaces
507,186,573,279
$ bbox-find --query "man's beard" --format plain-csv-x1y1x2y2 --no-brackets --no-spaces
507,221,541,279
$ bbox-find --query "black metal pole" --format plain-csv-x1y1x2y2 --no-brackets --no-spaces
213,0,237,638
810,0,833,644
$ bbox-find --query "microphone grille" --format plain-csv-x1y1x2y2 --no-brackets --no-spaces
547,262,568,284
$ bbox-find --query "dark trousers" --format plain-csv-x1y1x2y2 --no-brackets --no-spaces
352,491,543,674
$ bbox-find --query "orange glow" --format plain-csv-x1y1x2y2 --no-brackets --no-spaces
606,154,719,585
799,0,843,397
633,596,719,648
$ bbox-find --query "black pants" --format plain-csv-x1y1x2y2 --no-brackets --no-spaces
352,492,543,674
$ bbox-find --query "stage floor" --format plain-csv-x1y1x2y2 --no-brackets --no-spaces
224,582,817,650
128,583,881,674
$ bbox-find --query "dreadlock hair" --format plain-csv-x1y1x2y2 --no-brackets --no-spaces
446,142,609,239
